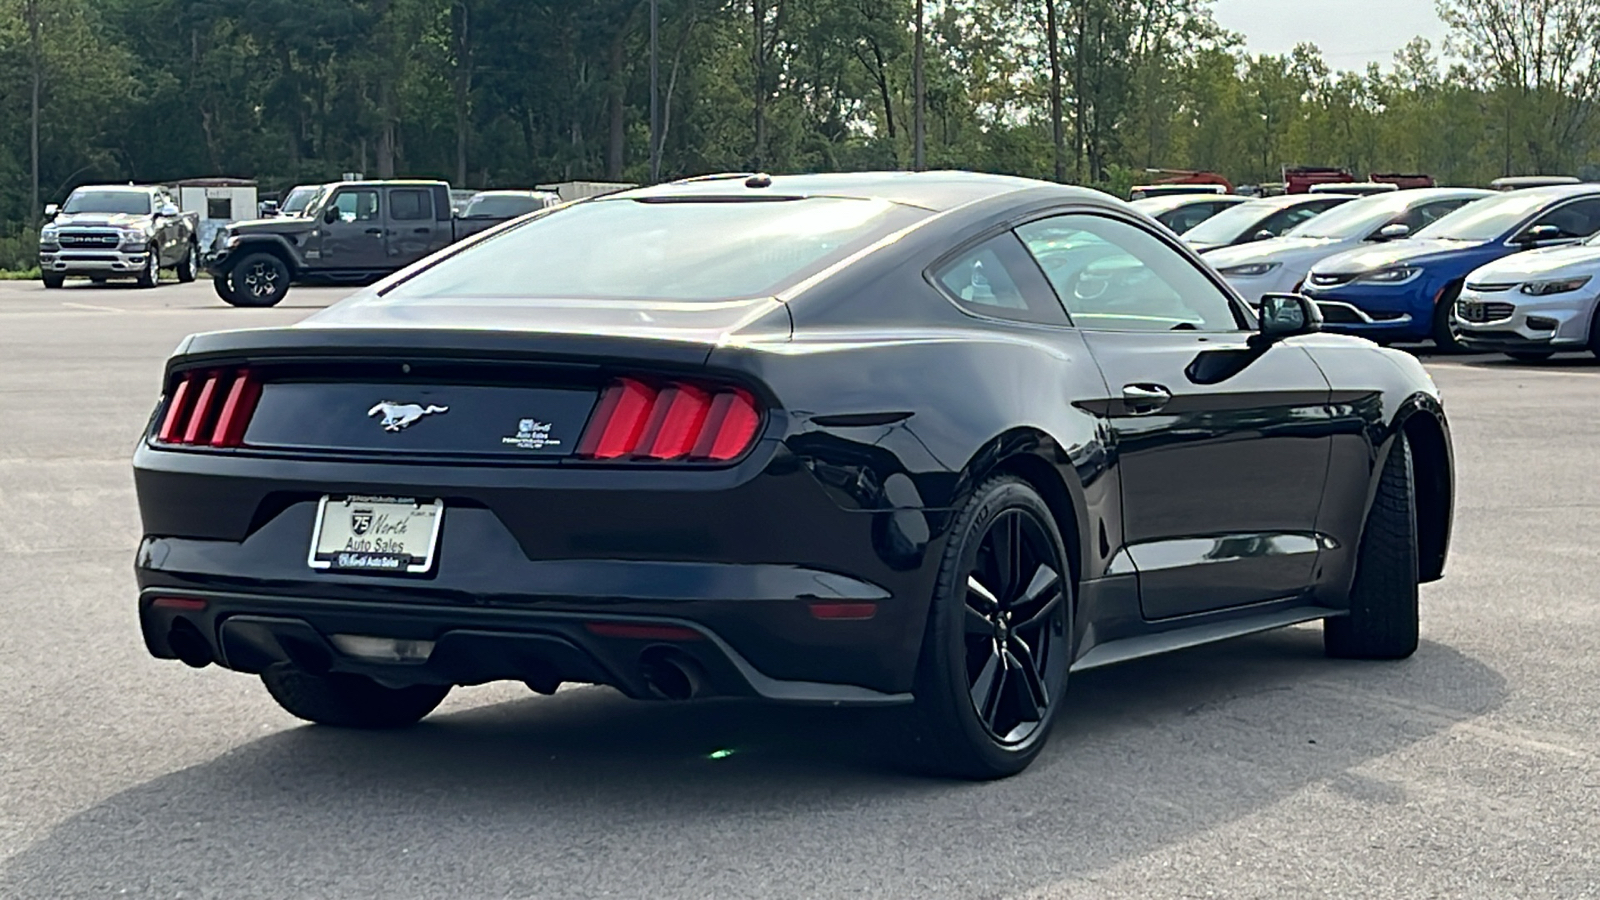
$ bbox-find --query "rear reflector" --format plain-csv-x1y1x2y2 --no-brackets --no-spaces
808,602,878,621
151,597,208,611
155,368,261,448
585,622,705,641
578,378,761,462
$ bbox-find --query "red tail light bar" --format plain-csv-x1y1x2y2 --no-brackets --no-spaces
577,377,762,462
155,369,261,448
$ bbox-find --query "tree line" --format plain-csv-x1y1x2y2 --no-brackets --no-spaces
2,0,1599,268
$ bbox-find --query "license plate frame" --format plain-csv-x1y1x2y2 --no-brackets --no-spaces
307,495,444,575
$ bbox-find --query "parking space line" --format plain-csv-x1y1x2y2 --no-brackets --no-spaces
60,302,127,313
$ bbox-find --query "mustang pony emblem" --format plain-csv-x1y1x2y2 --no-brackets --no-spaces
368,401,449,432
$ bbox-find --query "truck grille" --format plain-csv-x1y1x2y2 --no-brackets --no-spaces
1457,300,1515,323
57,231,122,248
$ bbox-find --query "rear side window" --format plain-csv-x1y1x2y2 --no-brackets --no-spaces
389,189,433,221
931,233,1067,325
382,196,927,302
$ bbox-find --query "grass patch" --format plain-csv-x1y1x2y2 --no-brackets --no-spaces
0,267,40,280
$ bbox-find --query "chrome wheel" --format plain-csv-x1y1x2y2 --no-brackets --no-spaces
962,509,1067,746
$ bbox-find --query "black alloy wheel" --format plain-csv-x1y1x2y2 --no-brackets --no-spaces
227,252,290,307
963,510,1066,746
911,476,1071,779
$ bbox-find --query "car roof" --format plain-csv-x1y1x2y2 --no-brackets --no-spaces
618,170,1096,212
472,190,556,198
1493,182,1600,201
1235,193,1346,210
75,184,155,192
1129,193,1247,214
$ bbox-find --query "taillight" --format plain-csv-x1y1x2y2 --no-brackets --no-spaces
154,368,261,448
577,377,762,462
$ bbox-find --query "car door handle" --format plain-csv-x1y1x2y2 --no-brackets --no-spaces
1122,383,1172,414
365,228,383,235
412,227,431,234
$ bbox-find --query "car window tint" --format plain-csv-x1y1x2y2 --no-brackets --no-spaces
333,190,381,223
932,233,1067,325
1160,204,1216,234
1257,204,1326,239
1415,199,1470,228
1533,198,1600,239
381,196,927,303
1016,214,1244,333
389,189,432,221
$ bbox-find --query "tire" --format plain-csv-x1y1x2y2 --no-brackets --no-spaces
41,273,64,289
1325,432,1419,660
135,245,160,289
89,276,107,285
1505,350,1554,363
261,664,450,729
176,239,199,283
1430,284,1464,353
909,476,1072,780
227,252,291,307
1588,306,1600,358
213,274,239,305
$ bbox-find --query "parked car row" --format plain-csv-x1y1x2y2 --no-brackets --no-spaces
1131,181,1600,358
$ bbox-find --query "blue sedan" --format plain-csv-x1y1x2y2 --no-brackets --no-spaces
1301,185,1600,348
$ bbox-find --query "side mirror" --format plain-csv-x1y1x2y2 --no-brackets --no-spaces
1251,293,1323,347
1517,224,1563,245
323,206,340,224
1250,229,1276,242
259,201,279,217
1374,222,1411,241
43,203,58,220
158,203,180,218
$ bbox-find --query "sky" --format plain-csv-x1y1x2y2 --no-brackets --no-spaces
1210,0,1451,71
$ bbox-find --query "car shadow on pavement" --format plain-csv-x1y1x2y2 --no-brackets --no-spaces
0,628,1504,899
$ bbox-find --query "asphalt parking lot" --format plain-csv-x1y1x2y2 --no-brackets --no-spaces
2,278,1598,899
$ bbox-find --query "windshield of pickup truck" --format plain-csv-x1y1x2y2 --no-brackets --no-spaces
61,190,151,215
381,195,927,303
462,194,553,219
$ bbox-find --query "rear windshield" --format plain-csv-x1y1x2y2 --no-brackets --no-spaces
383,196,928,302
462,194,551,218
62,190,151,215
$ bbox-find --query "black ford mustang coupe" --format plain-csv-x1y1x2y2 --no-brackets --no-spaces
134,172,1453,779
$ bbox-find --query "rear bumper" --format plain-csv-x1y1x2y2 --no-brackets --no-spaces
134,441,951,697
139,590,911,705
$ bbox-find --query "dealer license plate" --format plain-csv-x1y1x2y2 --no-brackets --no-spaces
308,495,444,574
